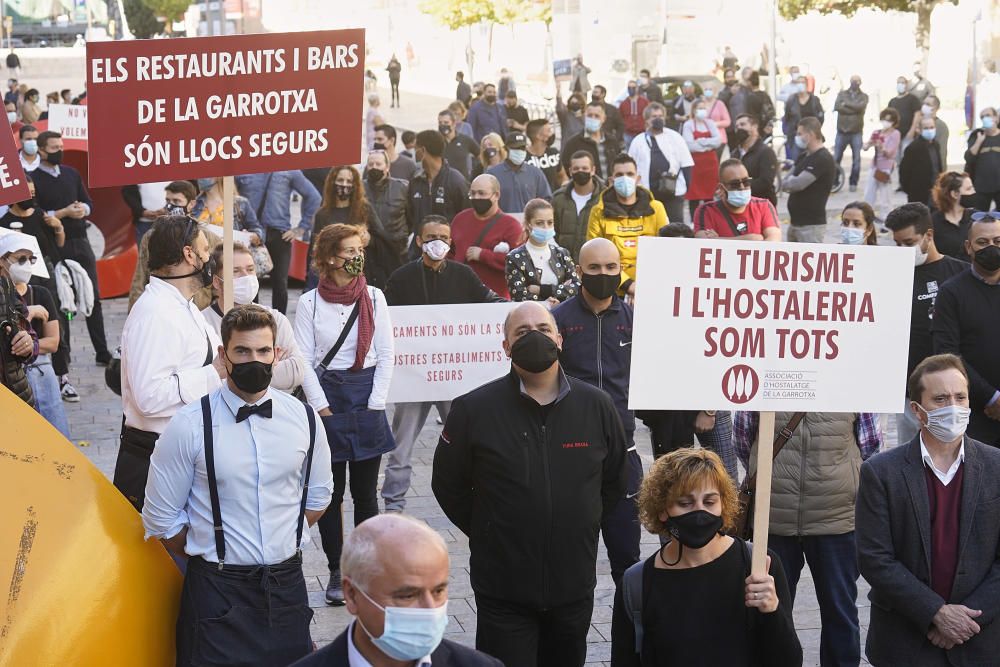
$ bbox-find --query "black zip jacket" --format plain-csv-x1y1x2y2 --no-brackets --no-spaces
433,369,627,607
384,259,503,305
553,294,634,432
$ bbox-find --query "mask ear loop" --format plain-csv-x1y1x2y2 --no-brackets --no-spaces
658,520,683,567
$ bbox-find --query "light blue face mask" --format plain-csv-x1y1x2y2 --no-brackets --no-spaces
921,129,936,141
584,116,602,133
794,135,808,150
841,226,866,245
356,586,449,661
982,116,995,130
614,175,636,198
726,188,751,208
530,226,556,244
508,149,527,166
21,139,37,155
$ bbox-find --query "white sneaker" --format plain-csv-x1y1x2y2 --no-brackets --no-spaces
61,381,80,402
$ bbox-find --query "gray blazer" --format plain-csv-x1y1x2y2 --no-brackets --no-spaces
856,435,1000,666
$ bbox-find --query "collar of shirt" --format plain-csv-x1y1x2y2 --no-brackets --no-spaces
970,264,1000,285
147,275,195,304
37,161,60,178
919,432,965,486
219,382,274,418
517,366,571,405
346,620,432,667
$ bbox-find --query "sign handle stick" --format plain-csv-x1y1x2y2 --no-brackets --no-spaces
751,410,776,577
222,176,235,314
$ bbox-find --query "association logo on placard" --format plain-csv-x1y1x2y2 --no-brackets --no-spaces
722,364,759,404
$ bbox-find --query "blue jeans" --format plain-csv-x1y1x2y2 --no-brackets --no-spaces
26,355,71,439
834,132,863,186
770,532,861,667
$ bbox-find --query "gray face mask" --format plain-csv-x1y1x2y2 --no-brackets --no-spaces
915,403,971,443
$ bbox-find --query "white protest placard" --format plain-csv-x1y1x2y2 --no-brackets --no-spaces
387,303,518,403
46,104,88,140
629,238,915,413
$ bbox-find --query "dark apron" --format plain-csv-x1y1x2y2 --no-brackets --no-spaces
318,365,396,463
174,395,318,667
113,334,214,511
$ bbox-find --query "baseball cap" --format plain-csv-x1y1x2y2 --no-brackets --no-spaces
505,131,527,149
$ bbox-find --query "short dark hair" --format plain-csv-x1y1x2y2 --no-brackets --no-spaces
374,123,397,143
401,130,416,146
797,116,823,141
525,118,549,141
593,84,607,96
718,158,745,179
438,109,455,122
734,113,758,127
879,107,900,126
60,88,70,96
570,150,594,165
640,69,651,77
18,124,36,139
456,71,464,80
484,83,496,93
36,130,61,150
747,71,760,88
415,130,445,158
659,223,694,238
585,100,604,113
505,90,517,99
885,202,932,235
417,214,450,236
908,353,968,402
211,241,251,275
612,153,637,169
221,303,277,348
147,216,201,272
165,180,197,202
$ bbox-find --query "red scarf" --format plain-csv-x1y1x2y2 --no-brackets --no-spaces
317,275,375,372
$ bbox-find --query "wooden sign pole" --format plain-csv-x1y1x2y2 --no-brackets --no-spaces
222,176,235,314
751,410,776,577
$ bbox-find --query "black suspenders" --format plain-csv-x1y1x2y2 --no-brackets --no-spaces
200,394,317,570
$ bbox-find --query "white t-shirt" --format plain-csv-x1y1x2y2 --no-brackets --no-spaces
526,242,558,285
571,188,591,214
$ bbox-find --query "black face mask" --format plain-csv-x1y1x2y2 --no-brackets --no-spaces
335,184,353,200
164,203,186,215
733,128,750,145
372,142,386,151
227,355,273,394
470,198,493,216
366,169,385,185
581,272,620,300
45,149,63,165
959,194,978,209
166,253,213,287
438,124,452,136
572,171,592,187
546,133,556,148
568,102,582,113
485,95,497,104
484,147,498,160
973,245,1000,272
661,510,723,565
510,329,560,373
650,117,665,132
15,197,34,209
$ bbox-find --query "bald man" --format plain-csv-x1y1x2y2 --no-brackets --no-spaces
291,514,502,667
932,217,1000,445
433,301,626,667
449,173,524,298
553,238,641,586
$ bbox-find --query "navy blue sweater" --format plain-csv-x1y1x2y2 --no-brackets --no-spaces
31,165,93,238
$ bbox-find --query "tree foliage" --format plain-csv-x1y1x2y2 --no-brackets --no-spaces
122,0,160,39
143,0,190,23
418,0,550,30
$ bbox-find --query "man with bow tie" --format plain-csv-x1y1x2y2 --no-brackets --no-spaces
143,304,333,667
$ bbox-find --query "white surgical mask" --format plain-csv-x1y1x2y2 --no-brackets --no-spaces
880,120,893,131
6,111,15,123
231,274,259,305
914,242,929,266
422,238,450,262
695,108,708,120
921,104,933,116
915,403,971,443
6,259,33,284
841,227,866,245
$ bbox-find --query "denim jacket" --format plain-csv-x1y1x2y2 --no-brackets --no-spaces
236,171,322,234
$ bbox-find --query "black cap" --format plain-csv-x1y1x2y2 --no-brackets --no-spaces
505,131,527,149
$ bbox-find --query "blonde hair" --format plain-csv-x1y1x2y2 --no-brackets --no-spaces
479,132,507,168
638,448,739,535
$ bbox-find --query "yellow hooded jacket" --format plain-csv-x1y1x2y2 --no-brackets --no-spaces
586,185,668,286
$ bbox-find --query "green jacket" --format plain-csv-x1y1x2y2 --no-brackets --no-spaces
552,176,604,261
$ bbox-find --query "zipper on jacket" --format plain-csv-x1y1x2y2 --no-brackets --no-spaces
540,421,553,606
595,312,605,390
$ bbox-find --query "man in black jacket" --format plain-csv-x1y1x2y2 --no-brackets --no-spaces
561,101,622,179
405,131,469,246
900,116,943,206
382,215,502,513
732,113,778,206
553,238,641,587
592,84,624,143
433,301,627,667
290,514,502,667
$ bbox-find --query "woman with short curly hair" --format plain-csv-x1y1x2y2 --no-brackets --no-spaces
611,448,802,667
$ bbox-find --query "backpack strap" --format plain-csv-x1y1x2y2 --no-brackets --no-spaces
622,555,655,654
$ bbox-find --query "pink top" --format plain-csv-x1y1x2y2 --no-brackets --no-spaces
707,99,731,130
872,129,900,171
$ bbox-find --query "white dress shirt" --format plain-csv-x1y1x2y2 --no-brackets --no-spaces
122,277,223,433
627,129,694,197
142,385,334,566
293,287,394,412
347,621,432,667
920,433,966,486
202,303,306,392
19,151,38,172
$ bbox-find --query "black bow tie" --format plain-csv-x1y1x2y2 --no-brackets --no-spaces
236,400,272,423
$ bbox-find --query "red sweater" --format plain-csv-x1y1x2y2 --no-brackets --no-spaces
924,463,964,601
449,208,524,299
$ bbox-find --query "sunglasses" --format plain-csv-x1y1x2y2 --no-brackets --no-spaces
723,178,753,189
10,255,37,266
971,211,1000,222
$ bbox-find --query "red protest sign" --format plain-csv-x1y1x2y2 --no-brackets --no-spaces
85,29,365,188
0,128,30,206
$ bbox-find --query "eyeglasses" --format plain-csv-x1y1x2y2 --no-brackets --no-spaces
11,255,37,266
723,178,753,189
971,211,1000,222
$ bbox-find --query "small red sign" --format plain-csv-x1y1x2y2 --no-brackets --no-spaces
0,127,30,206
85,29,365,188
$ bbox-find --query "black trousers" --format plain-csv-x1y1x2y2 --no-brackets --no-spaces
264,228,292,315
390,79,400,105
60,236,109,358
112,424,158,511
34,270,70,376
639,409,697,458
176,556,313,667
318,455,382,572
601,445,642,586
475,592,594,667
